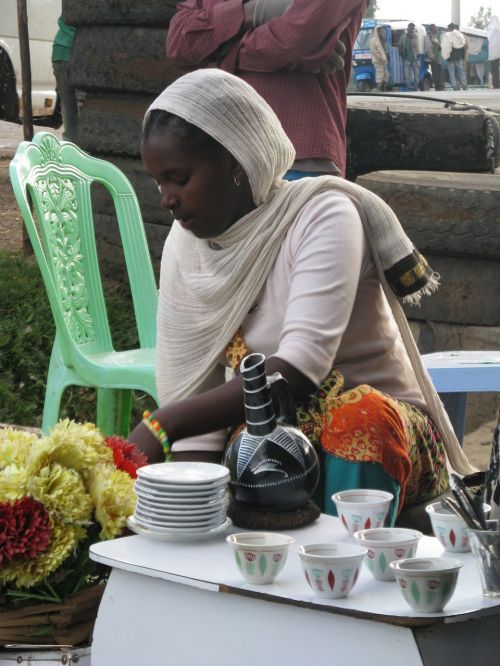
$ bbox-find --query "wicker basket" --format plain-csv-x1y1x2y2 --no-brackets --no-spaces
0,584,105,647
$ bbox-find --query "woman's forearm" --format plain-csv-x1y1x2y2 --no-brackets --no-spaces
157,355,315,441
128,356,316,462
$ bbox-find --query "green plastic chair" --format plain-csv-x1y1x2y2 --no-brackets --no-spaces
9,132,158,436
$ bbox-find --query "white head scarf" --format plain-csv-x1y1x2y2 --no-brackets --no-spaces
146,69,473,476
144,68,295,205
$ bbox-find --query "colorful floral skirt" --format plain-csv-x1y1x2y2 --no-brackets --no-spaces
294,369,449,524
225,335,449,524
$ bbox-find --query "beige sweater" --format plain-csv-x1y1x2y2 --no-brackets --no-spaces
172,191,426,453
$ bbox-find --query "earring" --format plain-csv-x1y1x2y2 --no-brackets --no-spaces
233,173,240,187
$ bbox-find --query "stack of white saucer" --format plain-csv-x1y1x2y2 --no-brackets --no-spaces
127,462,231,541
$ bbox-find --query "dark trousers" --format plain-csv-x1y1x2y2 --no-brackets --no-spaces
430,60,445,91
491,59,500,89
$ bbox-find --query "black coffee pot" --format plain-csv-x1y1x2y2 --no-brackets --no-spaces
223,353,320,512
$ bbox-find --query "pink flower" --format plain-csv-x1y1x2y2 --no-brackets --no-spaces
104,436,148,478
0,498,52,563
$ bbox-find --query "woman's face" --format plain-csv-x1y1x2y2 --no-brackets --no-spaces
141,130,255,239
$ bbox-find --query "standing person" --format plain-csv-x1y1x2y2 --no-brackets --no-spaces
370,26,388,91
425,24,444,91
441,23,468,91
52,16,78,142
397,23,420,90
129,68,474,521
488,15,500,89
166,0,370,180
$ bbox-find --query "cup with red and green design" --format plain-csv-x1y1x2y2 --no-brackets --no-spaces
332,489,394,536
298,542,367,599
390,557,463,612
353,527,423,581
226,532,295,585
425,501,490,553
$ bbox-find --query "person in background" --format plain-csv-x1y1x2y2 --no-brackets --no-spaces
397,23,419,90
441,23,468,91
470,33,488,85
370,26,388,91
425,24,444,91
52,16,78,142
166,0,369,180
129,68,475,522
488,15,500,89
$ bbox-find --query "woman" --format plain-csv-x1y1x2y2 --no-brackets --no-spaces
130,69,473,521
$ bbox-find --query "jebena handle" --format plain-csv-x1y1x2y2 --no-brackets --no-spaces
267,372,297,427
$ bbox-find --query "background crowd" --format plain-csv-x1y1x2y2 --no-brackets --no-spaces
369,17,500,91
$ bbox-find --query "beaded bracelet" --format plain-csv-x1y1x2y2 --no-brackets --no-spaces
142,410,171,458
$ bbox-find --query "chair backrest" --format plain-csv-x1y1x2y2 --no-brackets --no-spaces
9,132,158,368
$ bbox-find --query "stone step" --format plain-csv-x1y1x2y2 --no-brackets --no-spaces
356,170,500,258
404,254,500,327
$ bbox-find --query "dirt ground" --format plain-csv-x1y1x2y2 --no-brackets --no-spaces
0,159,24,252
0,131,494,471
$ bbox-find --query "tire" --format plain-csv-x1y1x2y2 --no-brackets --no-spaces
35,96,63,129
357,79,371,93
0,49,19,122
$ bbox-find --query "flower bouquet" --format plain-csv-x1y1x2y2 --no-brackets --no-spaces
0,420,147,646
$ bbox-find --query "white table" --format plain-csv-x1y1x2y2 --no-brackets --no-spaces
90,515,500,666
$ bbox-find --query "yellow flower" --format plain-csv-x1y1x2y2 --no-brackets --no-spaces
88,464,136,540
0,428,38,470
0,522,85,588
0,464,29,501
26,420,113,478
28,463,93,525
0,420,142,592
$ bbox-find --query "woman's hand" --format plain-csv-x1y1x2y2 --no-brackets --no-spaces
128,421,165,464
128,419,223,464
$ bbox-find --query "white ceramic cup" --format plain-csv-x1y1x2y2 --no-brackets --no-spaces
332,489,394,536
226,532,294,585
425,501,490,553
390,557,463,612
298,542,367,599
353,527,423,581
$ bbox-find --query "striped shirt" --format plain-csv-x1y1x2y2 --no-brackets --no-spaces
166,0,368,176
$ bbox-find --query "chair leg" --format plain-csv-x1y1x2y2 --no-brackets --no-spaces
42,376,67,435
42,341,82,434
96,388,133,437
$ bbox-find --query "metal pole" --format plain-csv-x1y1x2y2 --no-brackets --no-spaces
16,0,33,141
451,0,461,26
16,0,33,255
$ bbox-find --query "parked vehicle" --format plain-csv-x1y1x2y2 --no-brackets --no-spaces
352,19,432,92
0,0,61,123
